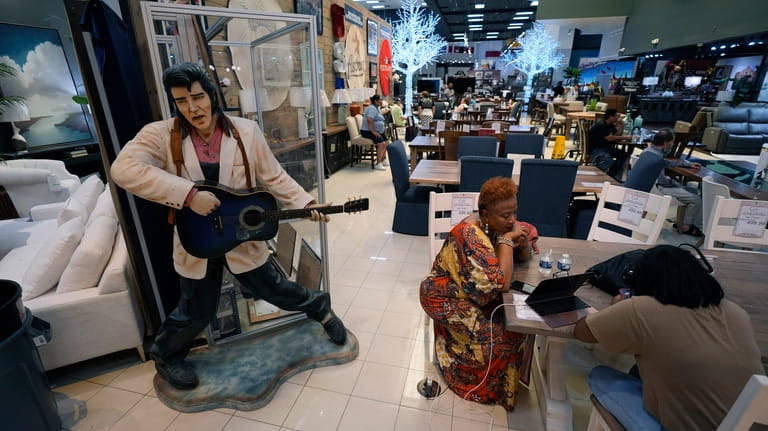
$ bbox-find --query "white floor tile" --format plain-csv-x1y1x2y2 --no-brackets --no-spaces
282,387,349,431
362,272,399,291
366,333,416,368
235,382,302,426
350,287,392,311
451,416,511,431
107,360,156,394
223,416,281,431
337,396,399,431
395,405,452,431
305,359,363,394
341,306,384,333
352,361,409,404
452,395,508,427
352,329,375,361
286,368,313,385
109,395,179,431
377,310,423,339
166,410,232,431
65,386,143,431
53,379,104,403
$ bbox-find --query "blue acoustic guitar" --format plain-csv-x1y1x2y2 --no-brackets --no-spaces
176,183,369,258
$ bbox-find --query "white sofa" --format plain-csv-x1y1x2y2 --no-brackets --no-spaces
0,159,81,218
0,175,145,370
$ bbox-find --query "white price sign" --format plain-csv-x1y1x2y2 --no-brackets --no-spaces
733,201,768,238
617,190,649,227
436,120,445,132
450,196,475,226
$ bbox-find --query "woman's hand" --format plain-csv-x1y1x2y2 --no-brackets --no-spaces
502,223,529,247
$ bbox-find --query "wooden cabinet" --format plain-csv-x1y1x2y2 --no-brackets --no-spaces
323,125,350,176
601,95,628,114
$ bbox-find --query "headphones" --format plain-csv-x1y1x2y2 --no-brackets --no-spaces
622,243,714,289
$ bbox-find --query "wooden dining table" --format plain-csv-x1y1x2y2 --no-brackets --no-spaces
502,236,768,431
667,161,768,200
409,159,620,193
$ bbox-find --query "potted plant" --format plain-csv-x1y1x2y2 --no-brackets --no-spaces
562,67,582,86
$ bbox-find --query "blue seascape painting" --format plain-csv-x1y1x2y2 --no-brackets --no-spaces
0,23,92,148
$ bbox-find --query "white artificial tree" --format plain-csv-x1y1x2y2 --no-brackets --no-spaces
501,22,564,108
390,0,447,117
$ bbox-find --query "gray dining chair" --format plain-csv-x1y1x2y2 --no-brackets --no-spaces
457,136,498,159
517,159,579,237
458,155,515,192
505,133,545,158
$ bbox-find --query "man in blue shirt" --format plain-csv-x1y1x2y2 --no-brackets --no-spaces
626,128,704,236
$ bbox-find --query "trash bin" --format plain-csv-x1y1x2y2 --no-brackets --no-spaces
0,280,60,431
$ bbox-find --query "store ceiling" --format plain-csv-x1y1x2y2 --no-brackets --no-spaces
360,0,538,44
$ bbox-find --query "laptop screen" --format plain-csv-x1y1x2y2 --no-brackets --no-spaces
525,273,590,304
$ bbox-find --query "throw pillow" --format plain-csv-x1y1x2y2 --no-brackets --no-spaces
57,198,89,226
58,216,118,293
88,187,117,225
21,218,85,301
98,229,128,295
57,175,104,226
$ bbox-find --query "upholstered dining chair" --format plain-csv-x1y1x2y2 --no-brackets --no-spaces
346,115,376,168
587,182,672,244
505,133,545,159
386,140,443,236
457,136,498,159
458,155,515,192
703,196,768,252
516,159,579,237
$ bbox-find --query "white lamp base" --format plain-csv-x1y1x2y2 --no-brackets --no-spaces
297,108,308,139
337,106,348,125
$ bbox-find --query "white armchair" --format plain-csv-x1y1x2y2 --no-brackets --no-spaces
0,159,81,218
346,114,376,168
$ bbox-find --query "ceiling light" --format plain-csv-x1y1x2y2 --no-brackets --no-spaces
720,53,725,56
487,32,498,35
710,46,717,50
467,13,484,17
720,45,726,49
372,4,385,8
468,18,484,22
530,1,539,5
513,16,529,20
475,4,485,8
748,41,756,46
365,1,378,3
486,35,498,38
516,11,534,15
453,33,465,37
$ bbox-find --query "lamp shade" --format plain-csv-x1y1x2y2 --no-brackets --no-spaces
319,90,331,108
331,89,352,105
0,102,30,123
289,87,311,108
239,89,258,113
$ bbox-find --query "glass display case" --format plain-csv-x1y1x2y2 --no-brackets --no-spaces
140,2,329,342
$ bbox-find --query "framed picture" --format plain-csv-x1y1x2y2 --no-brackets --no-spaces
295,0,323,35
367,19,378,56
369,61,378,84
0,23,93,150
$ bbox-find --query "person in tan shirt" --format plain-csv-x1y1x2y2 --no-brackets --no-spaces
111,63,347,390
574,245,763,431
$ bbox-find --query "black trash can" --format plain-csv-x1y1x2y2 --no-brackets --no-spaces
0,280,60,431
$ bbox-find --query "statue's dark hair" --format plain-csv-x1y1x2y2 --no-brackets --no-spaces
162,62,223,121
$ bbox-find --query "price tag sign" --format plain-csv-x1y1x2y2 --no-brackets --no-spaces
436,120,445,132
733,201,768,238
492,122,501,132
450,196,475,226
617,190,648,226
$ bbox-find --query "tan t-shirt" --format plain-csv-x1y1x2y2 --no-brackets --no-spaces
586,296,763,431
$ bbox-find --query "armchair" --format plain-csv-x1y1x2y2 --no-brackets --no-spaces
0,159,81,218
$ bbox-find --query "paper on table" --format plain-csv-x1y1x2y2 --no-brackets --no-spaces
510,293,545,322
577,169,598,175
580,181,605,188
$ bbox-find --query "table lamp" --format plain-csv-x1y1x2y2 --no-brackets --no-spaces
238,88,258,119
289,87,311,139
331,88,352,124
0,102,30,152
318,90,331,131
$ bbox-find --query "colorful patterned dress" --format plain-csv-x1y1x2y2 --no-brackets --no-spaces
420,220,530,410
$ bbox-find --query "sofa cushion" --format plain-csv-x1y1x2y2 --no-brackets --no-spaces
58,216,118,294
57,176,104,226
56,198,89,226
713,106,750,123
0,243,42,284
21,218,85,300
749,107,768,123
98,230,128,295
749,123,768,134
88,187,117,224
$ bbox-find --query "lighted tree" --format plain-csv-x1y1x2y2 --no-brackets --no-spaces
390,0,447,117
502,23,564,107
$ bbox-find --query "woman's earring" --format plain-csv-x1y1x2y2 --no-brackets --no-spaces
481,220,490,235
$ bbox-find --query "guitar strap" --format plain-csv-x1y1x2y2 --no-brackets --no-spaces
167,116,253,225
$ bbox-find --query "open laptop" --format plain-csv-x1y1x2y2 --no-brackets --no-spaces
524,273,596,328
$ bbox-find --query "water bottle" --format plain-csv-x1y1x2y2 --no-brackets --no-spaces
538,249,553,276
557,253,572,272
633,114,643,131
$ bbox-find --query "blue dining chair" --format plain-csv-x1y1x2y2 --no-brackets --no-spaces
505,133,545,158
517,159,579,237
386,140,443,235
458,156,515,192
457,136,498,159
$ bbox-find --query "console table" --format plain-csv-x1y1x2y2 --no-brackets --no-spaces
323,124,350,176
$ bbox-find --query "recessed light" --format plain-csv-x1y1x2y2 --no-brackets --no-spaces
487,32,499,35
486,35,498,38
720,53,725,56
530,0,539,5
365,1,378,3
710,46,717,50
467,13,483,17
475,3,485,8
513,16,529,20
468,18,484,22
516,11,534,15
372,4,385,8
720,45,726,49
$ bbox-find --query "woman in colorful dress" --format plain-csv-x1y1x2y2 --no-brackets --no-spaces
420,177,537,410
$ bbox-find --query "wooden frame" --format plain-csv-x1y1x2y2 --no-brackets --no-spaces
367,19,378,56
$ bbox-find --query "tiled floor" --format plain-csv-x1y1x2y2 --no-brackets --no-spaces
48,116,693,431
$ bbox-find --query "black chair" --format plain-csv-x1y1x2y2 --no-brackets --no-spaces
457,136,498,159
458,156,515,192
517,159,579,237
505,134,545,158
386,141,442,236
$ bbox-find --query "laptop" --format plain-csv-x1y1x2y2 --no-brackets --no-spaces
524,273,596,328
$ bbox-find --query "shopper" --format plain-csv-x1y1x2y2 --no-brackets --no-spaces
359,94,391,170
588,108,630,180
111,62,347,390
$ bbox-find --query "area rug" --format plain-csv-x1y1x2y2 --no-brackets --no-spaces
154,319,358,412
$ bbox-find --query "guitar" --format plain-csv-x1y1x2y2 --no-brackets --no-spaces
176,183,369,258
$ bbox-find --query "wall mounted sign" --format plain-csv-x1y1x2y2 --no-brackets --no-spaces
344,4,363,28
345,25,366,88
366,19,378,57
379,39,392,96
379,25,391,40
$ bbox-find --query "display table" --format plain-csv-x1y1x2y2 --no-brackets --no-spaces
322,124,350,176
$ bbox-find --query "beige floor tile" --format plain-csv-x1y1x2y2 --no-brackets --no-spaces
506,384,545,431
332,269,369,287
451,416,510,431
400,368,454,415
223,416,281,431
327,284,359,307
282,386,349,431
350,287,392,311
166,410,232,431
234,382,302,426
286,368,313,385
341,306,384,333
66,386,143,431
352,361,409,405
339,255,376,273
107,360,156,394
452,395,508,426
352,330,375,361
54,379,104,403
377,310,423,339
366,333,415,368
395,405,452,431
370,258,405,275
305,359,363,394
385,288,422,314
408,336,436,372
109,395,179,431
362,272,400,291
399,261,430,279
337,396,399,431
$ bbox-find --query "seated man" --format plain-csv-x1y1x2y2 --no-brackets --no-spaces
574,245,763,431
588,108,630,180
627,128,704,236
